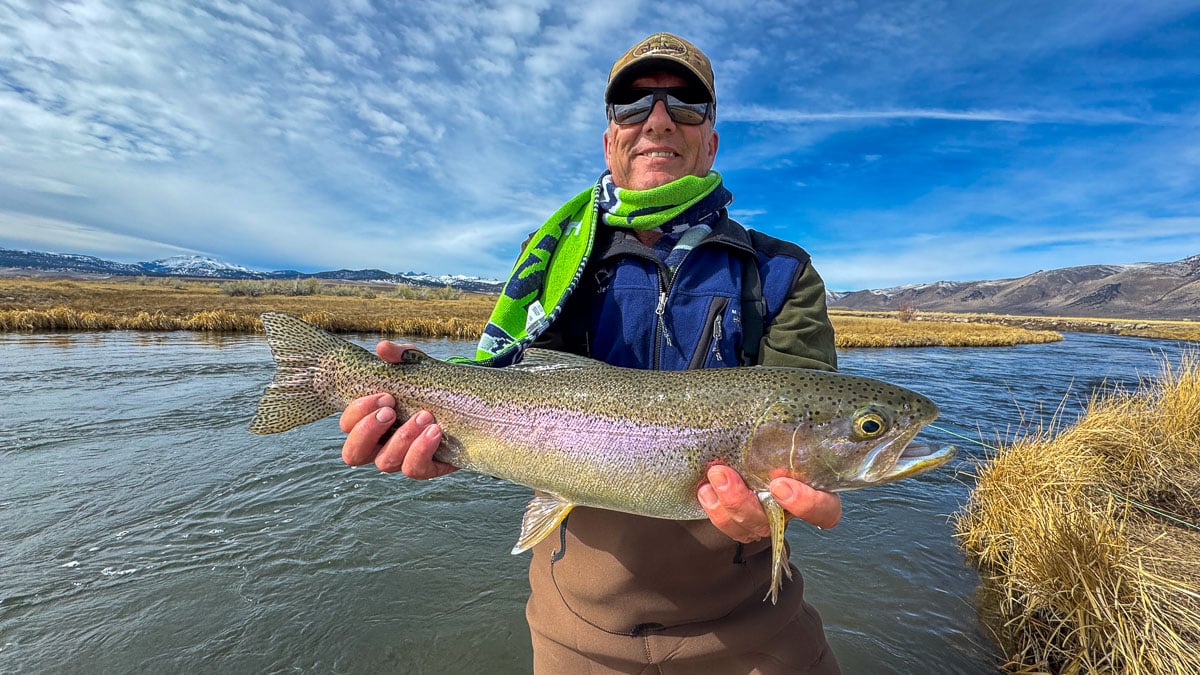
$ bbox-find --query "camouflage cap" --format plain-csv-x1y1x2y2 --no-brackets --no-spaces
605,33,716,104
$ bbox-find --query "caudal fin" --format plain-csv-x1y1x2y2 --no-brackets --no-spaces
248,312,352,435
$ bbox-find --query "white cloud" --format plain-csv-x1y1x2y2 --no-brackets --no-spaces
0,210,195,259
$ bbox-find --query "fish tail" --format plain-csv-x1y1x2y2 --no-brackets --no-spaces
248,312,351,434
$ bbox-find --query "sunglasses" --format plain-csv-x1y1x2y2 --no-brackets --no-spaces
606,87,714,126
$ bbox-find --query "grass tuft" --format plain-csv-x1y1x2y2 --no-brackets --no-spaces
956,354,1200,673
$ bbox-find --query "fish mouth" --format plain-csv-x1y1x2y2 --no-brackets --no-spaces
883,441,956,482
850,427,956,486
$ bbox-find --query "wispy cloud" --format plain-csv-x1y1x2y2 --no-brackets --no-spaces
723,106,1150,125
0,210,196,258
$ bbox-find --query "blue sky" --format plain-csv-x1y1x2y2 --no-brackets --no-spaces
1,1,1198,291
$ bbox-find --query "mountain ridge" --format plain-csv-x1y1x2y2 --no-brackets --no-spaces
4,247,1199,320
0,248,505,293
829,254,1200,320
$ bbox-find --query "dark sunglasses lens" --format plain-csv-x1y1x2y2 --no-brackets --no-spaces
665,95,708,124
610,94,655,125
609,93,709,126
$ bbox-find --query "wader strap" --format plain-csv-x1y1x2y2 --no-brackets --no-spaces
551,516,570,562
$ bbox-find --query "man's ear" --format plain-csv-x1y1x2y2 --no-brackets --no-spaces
602,127,613,168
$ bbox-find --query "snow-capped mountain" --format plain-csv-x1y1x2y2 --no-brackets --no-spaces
0,249,147,276
137,255,258,278
0,247,503,291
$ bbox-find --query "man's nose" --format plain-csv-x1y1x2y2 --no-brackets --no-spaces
642,100,676,130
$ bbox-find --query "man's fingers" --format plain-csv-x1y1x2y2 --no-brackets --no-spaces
699,467,842,541
342,403,398,466
339,393,395,433
336,354,457,479
396,418,455,479
771,478,842,530
699,465,771,543
699,485,757,543
373,410,433,474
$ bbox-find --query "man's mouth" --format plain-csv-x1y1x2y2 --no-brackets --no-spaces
640,151,679,158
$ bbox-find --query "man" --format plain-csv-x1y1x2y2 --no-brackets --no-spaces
340,33,842,673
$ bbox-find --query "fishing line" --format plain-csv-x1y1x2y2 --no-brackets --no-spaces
1101,490,1200,533
926,423,1001,454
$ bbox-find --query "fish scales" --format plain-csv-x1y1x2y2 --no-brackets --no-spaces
249,312,955,602
333,356,769,517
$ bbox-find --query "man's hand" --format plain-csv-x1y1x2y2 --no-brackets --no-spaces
697,465,840,543
337,341,458,479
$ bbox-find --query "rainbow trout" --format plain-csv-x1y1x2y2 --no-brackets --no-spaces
249,312,954,601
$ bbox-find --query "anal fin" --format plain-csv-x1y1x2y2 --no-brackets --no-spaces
512,491,576,554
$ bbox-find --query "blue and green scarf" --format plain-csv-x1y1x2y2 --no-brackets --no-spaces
467,170,732,366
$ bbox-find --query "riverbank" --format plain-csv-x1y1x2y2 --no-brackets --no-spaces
829,312,1061,348
834,309,1200,343
955,354,1200,672
0,277,495,338
1,276,1064,347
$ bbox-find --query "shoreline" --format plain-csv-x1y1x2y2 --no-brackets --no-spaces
6,276,1194,347
830,309,1200,343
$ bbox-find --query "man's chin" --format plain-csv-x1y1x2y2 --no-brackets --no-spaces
623,168,689,191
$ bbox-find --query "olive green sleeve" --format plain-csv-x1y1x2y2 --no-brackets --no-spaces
757,259,838,372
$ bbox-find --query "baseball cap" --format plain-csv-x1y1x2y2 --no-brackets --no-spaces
605,33,716,104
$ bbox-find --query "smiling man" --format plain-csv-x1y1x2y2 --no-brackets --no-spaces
603,74,718,193
338,33,842,672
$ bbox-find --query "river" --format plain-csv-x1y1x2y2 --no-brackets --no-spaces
0,329,1191,673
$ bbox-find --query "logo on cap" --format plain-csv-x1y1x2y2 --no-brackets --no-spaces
635,33,688,59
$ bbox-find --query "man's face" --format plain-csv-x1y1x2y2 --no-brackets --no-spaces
603,72,718,191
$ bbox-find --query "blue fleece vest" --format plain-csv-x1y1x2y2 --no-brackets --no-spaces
561,219,808,371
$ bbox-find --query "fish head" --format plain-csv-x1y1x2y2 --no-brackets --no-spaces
740,371,955,493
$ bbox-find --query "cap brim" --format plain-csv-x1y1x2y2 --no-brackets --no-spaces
605,58,714,103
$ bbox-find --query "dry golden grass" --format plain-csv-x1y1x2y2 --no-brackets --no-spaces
2,278,1066,347
834,309,1200,343
832,314,1063,348
955,355,1200,674
0,277,495,337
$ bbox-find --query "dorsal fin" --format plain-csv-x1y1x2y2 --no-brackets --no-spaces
509,348,609,372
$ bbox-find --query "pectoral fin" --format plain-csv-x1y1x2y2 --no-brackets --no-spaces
512,491,576,554
757,491,793,604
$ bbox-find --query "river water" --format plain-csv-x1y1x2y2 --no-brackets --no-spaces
0,329,1191,674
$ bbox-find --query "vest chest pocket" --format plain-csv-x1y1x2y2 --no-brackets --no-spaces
686,295,735,369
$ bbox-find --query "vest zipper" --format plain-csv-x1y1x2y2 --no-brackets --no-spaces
652,261,674,370
655,288,672,348
711,313,724,363
653,239,716,369
628,229,753,370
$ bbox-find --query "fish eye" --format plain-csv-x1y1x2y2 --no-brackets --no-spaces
853,411,888,439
